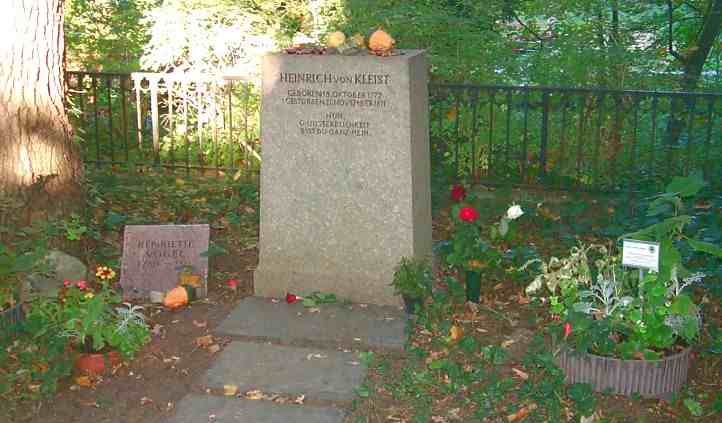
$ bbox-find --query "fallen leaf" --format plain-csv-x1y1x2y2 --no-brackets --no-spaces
306,353,328,360
476,328,488,333
307,307,321,313
192,320,207,328
507,403,537,422
293,394,305,404
449,324,464,341
511,368,529,380
223,384,238,396
517,292,531,305
208,344,221,354
140,396,153,406
493,283,504,290
75,376,93,387
245,389,264,400
195,335,214,348
501,339,516,348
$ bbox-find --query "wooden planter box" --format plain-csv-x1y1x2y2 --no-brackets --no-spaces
556,347,692,400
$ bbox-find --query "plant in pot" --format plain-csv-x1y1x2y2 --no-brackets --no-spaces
55,268,150,375
522,239,714,399
391,256,432,314
446,185,523,302
0,244,42,330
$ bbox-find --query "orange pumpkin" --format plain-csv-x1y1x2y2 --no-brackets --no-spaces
163,285,192,309
368,29,395,55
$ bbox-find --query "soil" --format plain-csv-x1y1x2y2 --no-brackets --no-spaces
2,248,257,423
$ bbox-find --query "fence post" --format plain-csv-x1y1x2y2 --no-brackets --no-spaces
540,91,550,182
148,75,161,166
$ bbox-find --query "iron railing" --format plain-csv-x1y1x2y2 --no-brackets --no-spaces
430,84,722,192
66,71,722,191
65,71,261,177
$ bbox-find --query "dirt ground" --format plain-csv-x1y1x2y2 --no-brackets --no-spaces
3,249,257,423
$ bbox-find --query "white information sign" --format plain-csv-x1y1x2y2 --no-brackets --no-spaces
622,239,660,272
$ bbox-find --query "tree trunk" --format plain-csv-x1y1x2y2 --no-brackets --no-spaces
0,0,82,205
664,0,722,166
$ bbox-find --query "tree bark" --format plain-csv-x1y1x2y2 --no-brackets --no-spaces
0,0,82,204
680,0,722,90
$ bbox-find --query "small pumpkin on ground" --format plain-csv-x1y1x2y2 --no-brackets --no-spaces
163,285,195,309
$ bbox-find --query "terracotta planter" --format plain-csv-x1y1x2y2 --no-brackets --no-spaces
556,347,692,400
75,351,122,375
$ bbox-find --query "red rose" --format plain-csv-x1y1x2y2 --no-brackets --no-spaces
63,279,72,288
458,207,480,223
451,185,466,202
76,280,87,290
286,293,301,304
563,322,572,338
226,279,239,288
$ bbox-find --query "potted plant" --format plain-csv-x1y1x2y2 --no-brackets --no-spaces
53,266,150,375
391,256,432,314
521,174,722,399
0,244,39,331
446,185,523,302
523,243,706,399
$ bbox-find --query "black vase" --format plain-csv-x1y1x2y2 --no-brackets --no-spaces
465,271,481,303
402,296,422,315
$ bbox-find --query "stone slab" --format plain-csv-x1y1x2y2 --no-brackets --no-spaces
255,50,432,306
203,341,366,402
119,224,209,298
169,395,345,423
217,296,406,349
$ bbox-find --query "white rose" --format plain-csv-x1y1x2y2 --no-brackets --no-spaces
506,204,524,220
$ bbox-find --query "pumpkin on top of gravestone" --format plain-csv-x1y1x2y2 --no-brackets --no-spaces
368,28,395,56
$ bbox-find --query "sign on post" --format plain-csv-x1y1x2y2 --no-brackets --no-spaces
621,239,660,273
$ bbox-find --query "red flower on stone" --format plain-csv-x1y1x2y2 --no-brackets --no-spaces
563,322,573,338
458,207,480,223
226,279,239,289
76,280,87,290
286,293,301,304
451,184,466,202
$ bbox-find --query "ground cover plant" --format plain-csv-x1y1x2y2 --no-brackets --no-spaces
0,170,720,422
349,180,722,423
0,168,259,420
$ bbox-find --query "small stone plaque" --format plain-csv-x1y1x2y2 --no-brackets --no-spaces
120,224,210,298
622,239,660,272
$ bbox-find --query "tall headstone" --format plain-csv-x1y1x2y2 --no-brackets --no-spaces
255,50,431,306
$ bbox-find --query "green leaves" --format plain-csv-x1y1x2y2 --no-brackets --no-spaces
683,398,703,417
687,239,722,259
665,173,706,198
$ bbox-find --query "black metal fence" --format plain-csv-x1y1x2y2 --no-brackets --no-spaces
430,84,722,192
65,71,261,177
66,71,722,191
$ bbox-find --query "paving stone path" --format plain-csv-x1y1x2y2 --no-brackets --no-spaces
169,297,407,423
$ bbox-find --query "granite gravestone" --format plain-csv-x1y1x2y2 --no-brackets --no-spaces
120,224,210,298
254,50,431,306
